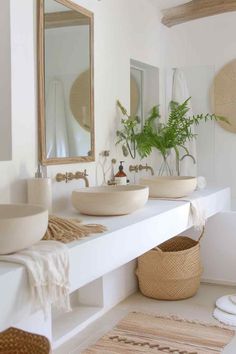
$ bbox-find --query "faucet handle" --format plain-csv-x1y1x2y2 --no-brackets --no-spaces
56,173,65,182
66,172,74,182
74,170,88,178
74,171,82,179
129,165,139,173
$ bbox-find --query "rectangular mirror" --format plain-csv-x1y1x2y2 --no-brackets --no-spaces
38,0,94,165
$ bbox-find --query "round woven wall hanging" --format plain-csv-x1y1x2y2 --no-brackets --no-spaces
70,70,91,132
214,59,236,134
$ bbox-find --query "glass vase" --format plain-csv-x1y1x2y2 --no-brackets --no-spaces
158,151,173,176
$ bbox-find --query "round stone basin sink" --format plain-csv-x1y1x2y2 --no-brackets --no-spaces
140,176,197,198
0,204,48,255
71,185,149,216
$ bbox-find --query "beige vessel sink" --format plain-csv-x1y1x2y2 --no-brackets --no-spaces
140,176,197,198
0,204,48,255
71,185,149,216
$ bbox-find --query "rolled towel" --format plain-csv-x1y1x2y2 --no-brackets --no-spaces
216,295,236,316
230,295,236,305
197,176,207,190
213,308,236,327
0,240,71,315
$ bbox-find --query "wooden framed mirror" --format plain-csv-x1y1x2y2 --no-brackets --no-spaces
37,0,94,165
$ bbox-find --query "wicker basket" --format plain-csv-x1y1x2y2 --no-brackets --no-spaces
0,327,51,354
136,229,204,300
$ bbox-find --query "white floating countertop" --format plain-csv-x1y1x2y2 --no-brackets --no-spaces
0,186,231,330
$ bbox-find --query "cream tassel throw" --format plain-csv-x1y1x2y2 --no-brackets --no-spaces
43,215,107,243
0,217,107,315
0,241,71,315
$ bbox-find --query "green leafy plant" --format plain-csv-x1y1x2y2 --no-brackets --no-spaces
116,100,140,159
136,98,227,159
116,98,228,170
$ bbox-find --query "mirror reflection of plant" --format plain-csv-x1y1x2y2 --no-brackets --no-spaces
135,98,228,168
116,100,140,159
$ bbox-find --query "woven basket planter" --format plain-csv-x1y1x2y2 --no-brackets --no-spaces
136,229,204,301
0,328,51,354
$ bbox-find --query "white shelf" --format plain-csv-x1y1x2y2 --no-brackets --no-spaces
53,305,104,349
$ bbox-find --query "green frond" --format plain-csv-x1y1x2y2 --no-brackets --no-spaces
116,97,223,160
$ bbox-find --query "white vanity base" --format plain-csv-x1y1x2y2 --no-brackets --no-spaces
0,187,231,349
52,262,137,349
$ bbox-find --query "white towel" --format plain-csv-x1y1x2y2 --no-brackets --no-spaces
230,295,236,305
150,197,206,230
216,295,236,315
188,199,206,230
213,308,236,327
172,69,197,176
0,241,71,315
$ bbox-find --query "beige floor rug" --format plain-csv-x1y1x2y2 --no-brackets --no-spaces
82,312,235,354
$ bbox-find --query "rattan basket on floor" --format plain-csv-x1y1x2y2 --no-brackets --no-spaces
0,327,51,354
136,229,204,300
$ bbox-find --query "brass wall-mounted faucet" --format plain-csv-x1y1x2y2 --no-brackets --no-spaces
129,164,154,176
138,164,154,176
56,170,89,187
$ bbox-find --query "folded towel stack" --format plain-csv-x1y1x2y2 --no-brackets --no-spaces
213,295,236,326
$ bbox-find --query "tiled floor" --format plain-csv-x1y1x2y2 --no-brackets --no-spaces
54,283,236,354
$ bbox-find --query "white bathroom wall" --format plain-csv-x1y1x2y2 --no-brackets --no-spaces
181,65,216,184
0,0,12,161
0,0,37,203
1,0,163,207
201,213,236,285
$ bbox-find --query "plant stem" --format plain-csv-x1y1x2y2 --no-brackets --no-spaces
126,140,136,159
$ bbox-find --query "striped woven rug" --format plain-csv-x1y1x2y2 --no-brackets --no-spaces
82,312,234,354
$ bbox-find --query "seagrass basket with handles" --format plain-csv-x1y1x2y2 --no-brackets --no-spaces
0,327,52,354
136,228,204,300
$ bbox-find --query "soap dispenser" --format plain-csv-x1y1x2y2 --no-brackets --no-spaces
115,161,127,185
27,164,52,212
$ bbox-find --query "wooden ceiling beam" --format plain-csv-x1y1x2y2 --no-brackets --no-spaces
162,0,236,27
45,11,89,29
